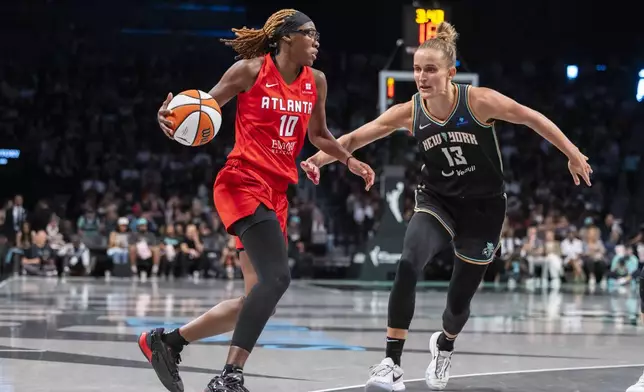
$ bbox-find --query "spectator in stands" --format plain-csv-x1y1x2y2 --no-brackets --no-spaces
198,221,217,251
522,226,547,287
494,222,521,285
582,226,607,286
2,195,26,245
543,229,563,287
58,234,90,276
46,213,66,252
21,230,56,276
159,224,181,279
607,244,639,287
103,209,120,235
77,208,102,240
129,218,159,278
561,228,585,283
601,213,622,258
219,236,239,280
107,217,130,267
180,223,204,279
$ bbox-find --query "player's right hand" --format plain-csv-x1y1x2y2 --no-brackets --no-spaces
347,157,375,191
567,149,592,186
158,92,175,138
300,160,320,185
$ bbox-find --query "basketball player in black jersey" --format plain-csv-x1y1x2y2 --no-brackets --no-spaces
303,21,592,391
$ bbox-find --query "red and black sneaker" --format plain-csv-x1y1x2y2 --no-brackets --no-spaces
138,328,184,392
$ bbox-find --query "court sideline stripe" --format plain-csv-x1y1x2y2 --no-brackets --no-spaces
307,363,644,392
0,276,14,289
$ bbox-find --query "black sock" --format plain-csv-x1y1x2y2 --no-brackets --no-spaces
222,364,243,376
162,328,189,352
385,337,405,366
437,332,455,352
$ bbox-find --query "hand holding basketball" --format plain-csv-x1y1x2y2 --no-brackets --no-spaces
347,157,375,191
157,90,223,147
157,92,175,138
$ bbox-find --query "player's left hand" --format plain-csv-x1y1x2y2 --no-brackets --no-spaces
347,156,375,191
300,160,320,185
567,149,593,186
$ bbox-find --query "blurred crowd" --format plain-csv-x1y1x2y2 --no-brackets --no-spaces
1,23,643,283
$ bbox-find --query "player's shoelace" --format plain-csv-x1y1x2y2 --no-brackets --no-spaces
369,363,393,378
207,374,249,392
154,340,182,380
434,351,452,379
169,351,182,378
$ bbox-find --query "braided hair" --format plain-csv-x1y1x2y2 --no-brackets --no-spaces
221,9,297,60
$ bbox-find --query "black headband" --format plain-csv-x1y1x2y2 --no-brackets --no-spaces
274,11,312,37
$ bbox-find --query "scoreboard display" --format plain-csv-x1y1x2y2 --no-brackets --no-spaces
401,5,451,69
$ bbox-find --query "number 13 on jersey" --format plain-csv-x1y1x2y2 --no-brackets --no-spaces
442,146,467,166
279,115,299,137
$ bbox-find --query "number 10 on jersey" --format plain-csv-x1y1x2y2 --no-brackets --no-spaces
279,115,298,137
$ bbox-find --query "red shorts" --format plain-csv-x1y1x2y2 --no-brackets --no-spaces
213,162,289,250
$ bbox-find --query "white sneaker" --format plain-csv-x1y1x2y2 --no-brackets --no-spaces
626,370,644,392
365,357,405,392
425,332,453,390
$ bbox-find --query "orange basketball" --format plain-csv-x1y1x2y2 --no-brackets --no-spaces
167,90,222,147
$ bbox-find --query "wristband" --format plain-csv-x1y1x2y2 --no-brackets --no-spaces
345,155,354,166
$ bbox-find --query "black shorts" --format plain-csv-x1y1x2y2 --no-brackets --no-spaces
414,187,506,265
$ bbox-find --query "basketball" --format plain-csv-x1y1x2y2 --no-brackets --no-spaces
167,90,222,147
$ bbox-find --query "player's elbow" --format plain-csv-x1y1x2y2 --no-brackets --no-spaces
307,132,322,149
514,105,543,129
307,128,330,148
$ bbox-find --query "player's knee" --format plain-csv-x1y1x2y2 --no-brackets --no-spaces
446,293,471,317
396,256,420,285
265,268,291,296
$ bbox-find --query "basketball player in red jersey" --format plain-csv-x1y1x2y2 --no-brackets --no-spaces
136,9,374,392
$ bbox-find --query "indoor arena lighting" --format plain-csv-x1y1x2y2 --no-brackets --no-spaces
566,65,578,80
636,69,644,102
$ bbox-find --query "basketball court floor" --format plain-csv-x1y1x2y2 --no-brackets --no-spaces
1,276,643,392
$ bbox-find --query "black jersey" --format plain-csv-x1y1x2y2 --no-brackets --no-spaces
411,83,504,198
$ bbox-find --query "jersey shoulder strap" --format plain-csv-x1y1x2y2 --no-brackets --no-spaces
461,84,494,127
410,93,422,136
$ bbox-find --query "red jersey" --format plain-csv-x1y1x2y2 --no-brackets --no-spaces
226,54,317,192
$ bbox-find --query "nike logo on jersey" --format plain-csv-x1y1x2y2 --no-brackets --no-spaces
419,123,431,129
265,83,278,88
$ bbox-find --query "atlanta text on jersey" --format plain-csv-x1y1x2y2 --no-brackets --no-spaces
261,97,314,114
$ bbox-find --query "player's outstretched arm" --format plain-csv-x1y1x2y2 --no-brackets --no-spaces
307,100,412,168
307,70,355,164
469,87,592,186
308,70,376,189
